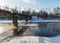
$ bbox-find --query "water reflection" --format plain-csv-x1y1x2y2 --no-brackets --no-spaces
21,23,60,37
0,22,60,37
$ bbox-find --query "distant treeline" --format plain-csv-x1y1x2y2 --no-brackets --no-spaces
21,7,60,19
0,6,60,19
21,9,60,19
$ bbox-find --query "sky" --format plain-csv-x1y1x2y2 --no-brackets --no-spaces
0,0,60,11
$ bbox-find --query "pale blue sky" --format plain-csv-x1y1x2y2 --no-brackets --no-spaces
0,0,60,11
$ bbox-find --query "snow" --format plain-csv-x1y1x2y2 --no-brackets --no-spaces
1,36,60,43
0,24,16,35
0,36,50,43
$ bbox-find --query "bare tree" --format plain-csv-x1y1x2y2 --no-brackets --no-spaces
38,10,48,19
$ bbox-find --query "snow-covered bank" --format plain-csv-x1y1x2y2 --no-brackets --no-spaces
1,36,48,43
1,36,60,43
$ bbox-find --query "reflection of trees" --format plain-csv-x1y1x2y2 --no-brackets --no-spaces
37,11,48,19
17,26,29,35
38,22,48,28
37,23,49,36
46,23,60,36
38,23,60,36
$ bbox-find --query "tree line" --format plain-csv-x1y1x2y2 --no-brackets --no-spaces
1,6,60,19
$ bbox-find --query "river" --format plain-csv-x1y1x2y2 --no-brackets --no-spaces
0,16,60,43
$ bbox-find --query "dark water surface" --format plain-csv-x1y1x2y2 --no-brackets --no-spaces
0,22,60,43
21,23,60,37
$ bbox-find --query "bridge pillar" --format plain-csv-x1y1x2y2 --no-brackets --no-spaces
25,16,28,24
12,13,18,35
12,13,29,35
